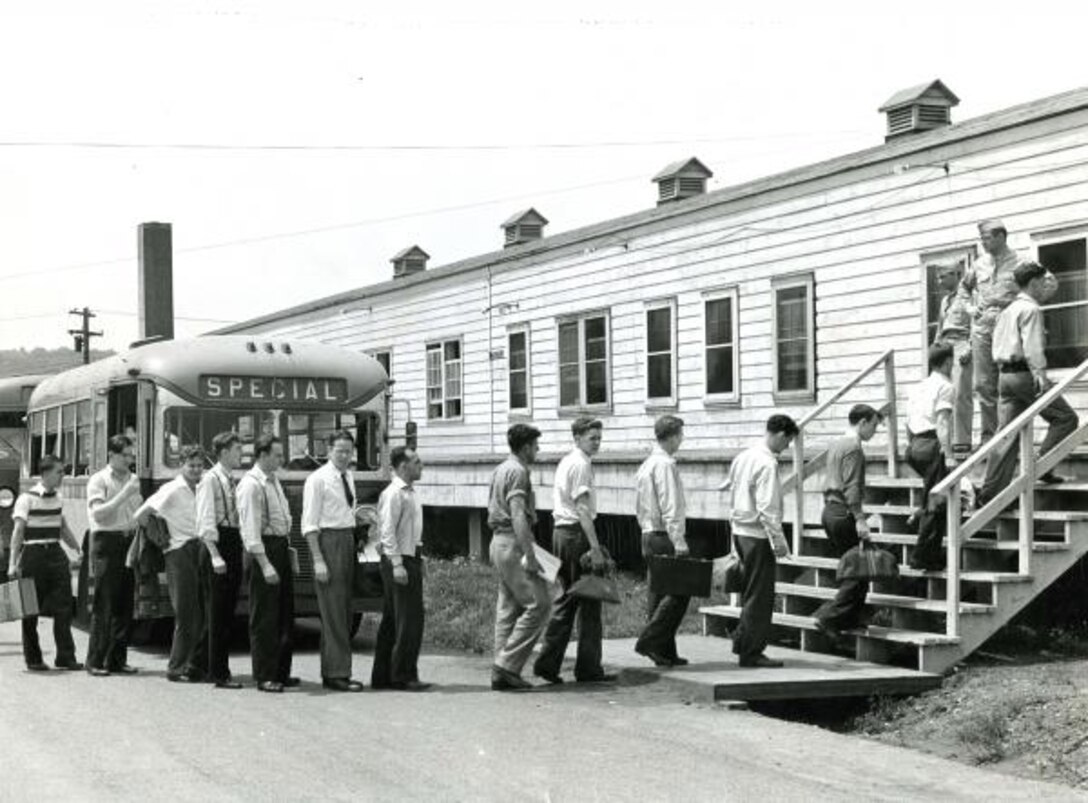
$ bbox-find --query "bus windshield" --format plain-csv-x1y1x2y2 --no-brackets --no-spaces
163,408,380,471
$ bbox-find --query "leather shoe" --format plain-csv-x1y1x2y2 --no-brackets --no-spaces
110,665,139,675
397,680,432,692
1038,471,1067,485
56,661,85,671
167,672,198,683
87,666,111,677
257,681,284,693
575,672,619,683
669,656,690,667
738,653,784,668
635,647,673,667
215,679,244,690
26,662,50,672
323,678,365,692
813,618,841,641
282,676,301,688
532,668,564,685
491,666,533,691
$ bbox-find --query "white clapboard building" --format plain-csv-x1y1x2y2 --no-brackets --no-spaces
219,82,1088,559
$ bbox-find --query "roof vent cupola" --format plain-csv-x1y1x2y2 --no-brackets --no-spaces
391,245,430,279
878,80,960,141
652,158,713,205
502,208,548,248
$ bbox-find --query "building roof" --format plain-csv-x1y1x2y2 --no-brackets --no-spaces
879,79,960,112
216,85,1088,335
391,245,430,262
652,157,714,181
501,208,549,228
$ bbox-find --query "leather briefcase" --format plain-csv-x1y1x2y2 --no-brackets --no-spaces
648,556,712,598
836,543,899,581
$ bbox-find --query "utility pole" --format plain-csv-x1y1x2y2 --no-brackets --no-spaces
68,307,103,365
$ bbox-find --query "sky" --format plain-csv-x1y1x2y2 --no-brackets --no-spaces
1,0,1086,354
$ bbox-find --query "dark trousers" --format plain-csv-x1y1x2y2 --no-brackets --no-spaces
86,530,135,671
731,535,775,659
635,532,689,659
249,536,294,684
534,525,604,680
906,433,948,570
981,371,1079,503
20,543,77,667
372,554,425,687
200,527,243,681
164,539,206,677
314,528,356,680
814,499,868,630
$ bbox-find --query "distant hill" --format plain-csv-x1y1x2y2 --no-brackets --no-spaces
0,348,115,378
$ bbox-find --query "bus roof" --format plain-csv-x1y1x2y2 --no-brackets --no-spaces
28,336,388,410
0,374,50,413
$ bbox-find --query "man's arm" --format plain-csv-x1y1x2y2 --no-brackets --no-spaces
509,495,540,574
194,476,225,572
301,476,328,583
841,450,870,539
936,409,955,468
378,492,408,585
754,465,789,558
237,479,277,584
657,462,688,555
7,519,25,576
60,517,81,556
89,474,140,524
1020,305,1049,390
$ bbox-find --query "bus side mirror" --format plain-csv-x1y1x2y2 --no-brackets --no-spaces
405,421,417,450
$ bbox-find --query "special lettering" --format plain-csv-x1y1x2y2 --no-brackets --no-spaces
199,375,348,405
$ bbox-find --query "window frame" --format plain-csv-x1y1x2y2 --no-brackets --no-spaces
556,309,612,414
919,244,977,356
367,348,392,379
644,298,678,408
701,286,741,406
771,273,816,402
506,324,532,417
1030,225,1088,374
425,337,465,422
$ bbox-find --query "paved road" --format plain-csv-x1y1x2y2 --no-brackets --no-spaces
0,619,1081,802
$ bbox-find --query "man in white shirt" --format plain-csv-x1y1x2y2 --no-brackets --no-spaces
725,414,798,668
194,431,244,689
533,417,616,685
237,434,297,694
634,415,691,668
135,445,207,683
302,429,364,692
372,446,429,692
905,344,957,571
85,434,141,676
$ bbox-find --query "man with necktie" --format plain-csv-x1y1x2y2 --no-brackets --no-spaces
302,429,365,692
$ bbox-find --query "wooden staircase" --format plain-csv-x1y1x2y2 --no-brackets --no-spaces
702,351,1088,675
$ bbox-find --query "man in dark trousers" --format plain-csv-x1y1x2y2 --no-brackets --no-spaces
372,446,429,691
724,414,798,668
8,455,83,672
813,404,882,639
195,431,245,689
237,434,297,693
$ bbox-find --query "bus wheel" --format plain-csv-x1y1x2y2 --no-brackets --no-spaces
74,534,91,628
350,613,363,639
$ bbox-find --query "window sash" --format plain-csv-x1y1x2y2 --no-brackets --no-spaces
645,304,674,402
426,339,463,420
772,277,814,397
508,329,530,413
557,313,609,409
1036,236,1088,369
703,289,739,401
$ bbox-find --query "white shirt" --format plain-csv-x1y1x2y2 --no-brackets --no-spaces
907,371,955,435
553,448,595,527
194,463,239,541
136,476,199,553
634,445,687,552
301,461,356,535
237,464,293,555
725,442,787,553
377,475,424,561
86,467,141,533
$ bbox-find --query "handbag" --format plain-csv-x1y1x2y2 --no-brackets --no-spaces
836,543,899,581
711,552,745,595
569,573,622,605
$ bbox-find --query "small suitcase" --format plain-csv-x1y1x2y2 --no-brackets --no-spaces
648,556,712,597
0,578,40,623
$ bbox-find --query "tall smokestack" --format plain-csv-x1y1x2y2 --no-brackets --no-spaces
138,222,174,341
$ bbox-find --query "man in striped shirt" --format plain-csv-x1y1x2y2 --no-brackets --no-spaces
7,455,83,672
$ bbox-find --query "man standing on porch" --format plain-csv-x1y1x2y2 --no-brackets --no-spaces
724,414,798,669
934,260,975,459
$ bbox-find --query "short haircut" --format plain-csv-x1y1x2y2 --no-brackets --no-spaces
326,428,355,448
179,444,206,464
766,414,799,437
571,417,603,438
934,260,961,277
507,423,541,453
1013,260,1047,288
848,403,882,426
390,445,415,469
106,434,133,455
39,454,63,475
928,343,954,372
654,414,685,442
978,219,1007,236
211,431,241,458
254,434,280,458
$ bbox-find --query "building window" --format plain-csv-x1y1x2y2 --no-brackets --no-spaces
368,349,392,377
703,288,740,402
558,312,610,410
507,327,531,415
425,339,463,420
1035,235,1088,370
645,299,677,405
772,274,815,398
921,247,976,345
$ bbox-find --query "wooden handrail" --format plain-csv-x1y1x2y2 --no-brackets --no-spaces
797,350,894,428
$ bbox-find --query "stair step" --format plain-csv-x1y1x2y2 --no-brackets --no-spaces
864,503,1088,522
779,555,1031,583
775,583,994,614
801,529,1064,551
867,477,1088,493
700,605,960,646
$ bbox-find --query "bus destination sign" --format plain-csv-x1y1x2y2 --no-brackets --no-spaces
199,375,349,405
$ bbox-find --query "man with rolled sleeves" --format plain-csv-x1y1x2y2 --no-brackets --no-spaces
237,434,297,693
372,446,429,692
934,260,975,458
7,455,83,672
195,431,244,689
85,434,141,677
979,261,1078,503
303,429,364,692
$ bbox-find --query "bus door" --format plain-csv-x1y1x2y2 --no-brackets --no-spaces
107,382,155,478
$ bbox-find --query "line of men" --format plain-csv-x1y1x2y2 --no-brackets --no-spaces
7,429,429,693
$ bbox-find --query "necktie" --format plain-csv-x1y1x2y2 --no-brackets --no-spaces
340,472,355,508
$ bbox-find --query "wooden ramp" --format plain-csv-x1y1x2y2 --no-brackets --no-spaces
598,636,941,702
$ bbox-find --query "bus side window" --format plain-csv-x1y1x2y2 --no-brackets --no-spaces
76,400,91,475
358,413,381,471
29,411,44,476
44,408,59,463
91,400,107,471
62,402,77,475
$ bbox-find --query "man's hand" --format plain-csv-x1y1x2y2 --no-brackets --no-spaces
588,546,606,571
7,563,20,579
211,556,227,575
262,563,280,585
392,564,408,585
313,560,330,584
675,547,690,558
69,554,82,571
123,475,142,497
1034,375,1053,395
523,553,543,577
958,351,972,365
945,455,959,470
771,538,789,559
856,518,871,542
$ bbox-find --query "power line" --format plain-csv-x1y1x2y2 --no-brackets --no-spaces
0,309,235,325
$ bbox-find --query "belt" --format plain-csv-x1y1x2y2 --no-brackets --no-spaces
909,430,938,439
999,360,1030,374
823,489,848,503
23,538,61,547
